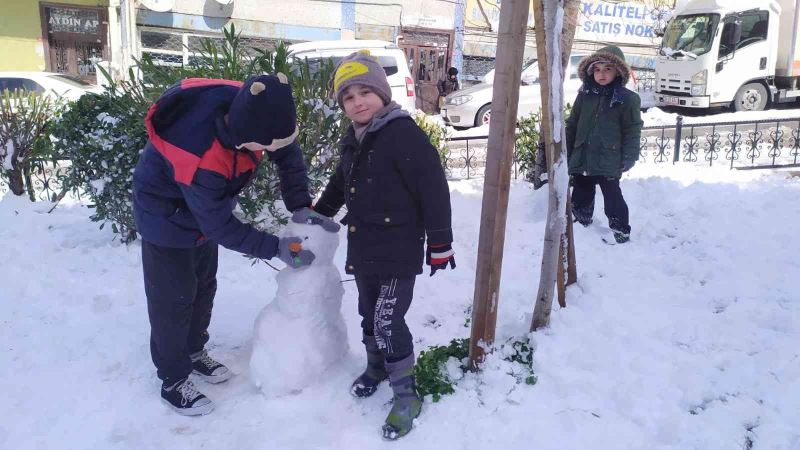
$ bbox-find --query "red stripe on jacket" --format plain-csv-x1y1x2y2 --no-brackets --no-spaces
144,102,200,185
198,140,264,179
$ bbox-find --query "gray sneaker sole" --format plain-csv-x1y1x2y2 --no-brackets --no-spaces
192,369,233,384
161,398,214,416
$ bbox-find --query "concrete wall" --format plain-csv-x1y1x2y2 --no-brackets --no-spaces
136,0,457,44
0,0,109,71
137,0,343,42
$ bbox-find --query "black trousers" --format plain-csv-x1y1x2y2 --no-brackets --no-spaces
355,274,416,361
571,174,631,234
141,239,218,385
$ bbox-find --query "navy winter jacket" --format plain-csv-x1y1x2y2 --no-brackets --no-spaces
315,110,452,276
132,78,311,259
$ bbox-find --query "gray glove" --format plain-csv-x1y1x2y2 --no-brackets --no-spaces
621,160,636,172
291,207,341,233
277,237,315,268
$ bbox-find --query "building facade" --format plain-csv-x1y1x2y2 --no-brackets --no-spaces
1,1,670,92
0,0,118,82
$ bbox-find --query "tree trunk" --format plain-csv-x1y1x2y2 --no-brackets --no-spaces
6,167,26,196
555,0,580,305
468,0,530,369
531,0,580,331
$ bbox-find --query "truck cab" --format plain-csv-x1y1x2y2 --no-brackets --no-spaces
655,0,798,111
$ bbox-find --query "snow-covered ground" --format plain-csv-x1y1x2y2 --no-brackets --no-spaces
1,163,799,450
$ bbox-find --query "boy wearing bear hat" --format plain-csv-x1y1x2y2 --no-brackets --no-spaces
133,74,328,415
313,51,455,440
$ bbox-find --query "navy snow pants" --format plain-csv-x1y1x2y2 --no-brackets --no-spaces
355,274,416,362
141,239,218,385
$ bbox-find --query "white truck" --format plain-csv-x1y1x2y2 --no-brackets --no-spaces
654,0,800,111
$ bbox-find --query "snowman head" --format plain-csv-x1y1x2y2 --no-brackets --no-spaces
281,219,339,263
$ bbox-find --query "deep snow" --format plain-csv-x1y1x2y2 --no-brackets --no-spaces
1,163,799,450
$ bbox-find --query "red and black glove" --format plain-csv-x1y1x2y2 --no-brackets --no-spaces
426,243,456,276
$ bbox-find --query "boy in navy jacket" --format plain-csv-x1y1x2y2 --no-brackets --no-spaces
133,74,318,415
314,51,455,440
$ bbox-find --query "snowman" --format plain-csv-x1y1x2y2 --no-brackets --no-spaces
250,210,347,398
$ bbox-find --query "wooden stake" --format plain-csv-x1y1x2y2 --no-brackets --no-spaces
468,0,530,369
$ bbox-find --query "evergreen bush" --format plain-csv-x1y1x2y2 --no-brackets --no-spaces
413,112,451,172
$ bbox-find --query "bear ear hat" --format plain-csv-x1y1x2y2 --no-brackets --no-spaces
250,81,266,95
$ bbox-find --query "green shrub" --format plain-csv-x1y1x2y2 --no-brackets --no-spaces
515,112,542,184
414,336,537,402
49,82,148,242
413,112,451,171
515,104,572,187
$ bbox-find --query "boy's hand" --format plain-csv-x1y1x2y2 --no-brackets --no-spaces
621,160,636,172
291,207,341,233
278,237,315,268
426,243,456,276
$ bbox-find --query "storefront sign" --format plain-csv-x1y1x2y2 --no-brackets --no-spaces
47,7,100,35
576,1,666,46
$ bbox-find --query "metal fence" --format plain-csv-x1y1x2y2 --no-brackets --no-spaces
641,116,800,169
5,116,799,200
442,115,800,180
0,158,71,202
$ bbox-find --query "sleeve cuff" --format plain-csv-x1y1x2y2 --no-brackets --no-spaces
426,227,453,245
312,200,339,218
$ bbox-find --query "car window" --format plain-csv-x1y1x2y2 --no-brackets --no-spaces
569,55,584,79
719,11,768,58
520,60,539,84
292,55,399,77
0,78,44,94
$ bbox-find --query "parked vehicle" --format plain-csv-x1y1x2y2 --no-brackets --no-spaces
287,40,417,113
655,0,800,111
0,72,102,101
441,54,591,129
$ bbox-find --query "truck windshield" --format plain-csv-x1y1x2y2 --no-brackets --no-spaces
661,14,720,56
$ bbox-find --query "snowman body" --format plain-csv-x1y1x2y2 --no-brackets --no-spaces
250,220,347,397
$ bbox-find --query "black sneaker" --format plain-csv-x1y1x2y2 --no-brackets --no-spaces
613,231,630,244
191,350,232,384
161,378,214,416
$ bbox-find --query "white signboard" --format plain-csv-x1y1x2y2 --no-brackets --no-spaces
576,1,665,47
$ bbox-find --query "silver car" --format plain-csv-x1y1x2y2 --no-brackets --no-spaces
441,54,590,129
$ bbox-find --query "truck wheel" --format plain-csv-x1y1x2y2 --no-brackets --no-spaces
733,83,768,112
475,104,492,127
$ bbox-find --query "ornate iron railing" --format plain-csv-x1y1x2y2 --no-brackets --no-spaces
443,115,800,180
640,116,800,169
4,116,799,198
0,158,70,201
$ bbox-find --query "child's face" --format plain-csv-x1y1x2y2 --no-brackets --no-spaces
341,84,384,125
592,63,618,86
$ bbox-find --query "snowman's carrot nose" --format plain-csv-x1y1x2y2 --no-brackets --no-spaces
288,242,303,253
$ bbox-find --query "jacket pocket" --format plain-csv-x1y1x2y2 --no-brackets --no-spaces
597,135,623,173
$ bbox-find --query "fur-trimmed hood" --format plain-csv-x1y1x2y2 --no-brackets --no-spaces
577,45,631,84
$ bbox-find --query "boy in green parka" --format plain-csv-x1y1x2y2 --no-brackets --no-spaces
566,45,643,244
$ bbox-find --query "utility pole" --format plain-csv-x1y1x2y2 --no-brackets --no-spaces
119,0,140,79
468,0,530,368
